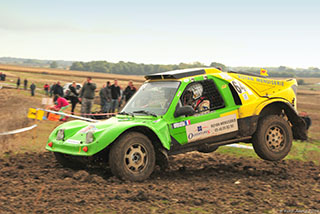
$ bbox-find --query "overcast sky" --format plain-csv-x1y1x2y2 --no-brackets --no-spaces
0,0,319,68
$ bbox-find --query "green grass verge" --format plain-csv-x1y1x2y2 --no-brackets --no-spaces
217,140,320,165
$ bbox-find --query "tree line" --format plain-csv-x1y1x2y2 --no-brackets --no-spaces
70,61,226,75
70,61,320,77
1,57,319,77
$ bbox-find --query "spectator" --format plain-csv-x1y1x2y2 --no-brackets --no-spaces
53,81,64,97
30,83,36,96
44,83,50,96
49,82,56,97
68,81,79,115
110,79,121,113
100,84,107,112
79,77,96,117
119,86,124,109
16,77,20,89
124,80,137,102
0,73,6,81
100,82,112,113
50,94,69,121
24,79,28,90
105,81,112,113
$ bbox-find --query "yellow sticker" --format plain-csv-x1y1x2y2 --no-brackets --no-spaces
27,108,37,119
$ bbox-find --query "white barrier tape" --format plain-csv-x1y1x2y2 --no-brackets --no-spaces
0,124,38,136
225,144,253,150
38,108,98,122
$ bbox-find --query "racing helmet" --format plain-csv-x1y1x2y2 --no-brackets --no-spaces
187,83,203,100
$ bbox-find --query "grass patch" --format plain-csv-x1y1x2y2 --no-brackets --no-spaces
217,140,320,165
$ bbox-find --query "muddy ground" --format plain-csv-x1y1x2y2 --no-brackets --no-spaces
0,151,319,214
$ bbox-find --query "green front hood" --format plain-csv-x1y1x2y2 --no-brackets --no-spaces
46,116,171,156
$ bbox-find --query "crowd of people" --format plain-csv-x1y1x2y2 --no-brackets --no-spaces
13,75,137,118
98,79,137,114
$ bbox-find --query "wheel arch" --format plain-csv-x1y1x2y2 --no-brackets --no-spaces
256,101,307,140
114,126,169,168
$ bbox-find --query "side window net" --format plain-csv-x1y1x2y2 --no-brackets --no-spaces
181,79,225,113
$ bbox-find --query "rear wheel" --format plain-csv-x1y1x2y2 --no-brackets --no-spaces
109,132,155,181
253,115,292,161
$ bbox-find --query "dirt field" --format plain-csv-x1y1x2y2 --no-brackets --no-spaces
0,74,319,213
0,151,319,213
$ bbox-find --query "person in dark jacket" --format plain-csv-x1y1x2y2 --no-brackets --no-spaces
105,81,112,112
16,77,20,89
30,83,36,96
99,84,107,113
110,79,121,113
68,81,79,115
53,81,64,97
24,79,28,90
100,82,112,113
124,80,137,102
49,82,56,97
79,77,96,117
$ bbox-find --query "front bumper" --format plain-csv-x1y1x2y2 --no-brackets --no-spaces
46,139,96,156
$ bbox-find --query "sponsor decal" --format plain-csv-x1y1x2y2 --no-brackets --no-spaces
186,114,238,142
65,139,81,144
171,120,191,129
177,91,182,97
237,74,284,86
242,93,249,100
222,84,227,89
184,78,189,83
219,73,232,80
203,75,208,80
231,80,253,96
187,125,210,141
153,119,161,123
78,125,98,134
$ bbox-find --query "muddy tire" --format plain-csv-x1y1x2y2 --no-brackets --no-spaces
253,115,292,161
54,152,83,169
109,132,155,181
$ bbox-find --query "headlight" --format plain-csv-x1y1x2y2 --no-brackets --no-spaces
56,129,65,141
86,131,94,144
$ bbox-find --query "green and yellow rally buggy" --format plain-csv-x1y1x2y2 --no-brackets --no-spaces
47,68,309,181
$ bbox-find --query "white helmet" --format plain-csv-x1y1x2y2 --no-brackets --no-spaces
187,83,203,100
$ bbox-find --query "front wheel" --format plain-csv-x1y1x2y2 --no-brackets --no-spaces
252,115,293,161
109,132,155,181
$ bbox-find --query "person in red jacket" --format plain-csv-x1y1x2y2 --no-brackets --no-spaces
44,83,50,96
49,94,69,121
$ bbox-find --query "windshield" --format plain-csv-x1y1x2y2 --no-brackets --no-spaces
122,81,180,116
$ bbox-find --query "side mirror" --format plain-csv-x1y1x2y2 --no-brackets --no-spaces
174,105,195,117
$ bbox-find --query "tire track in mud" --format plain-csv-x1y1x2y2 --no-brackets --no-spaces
0,151,319,213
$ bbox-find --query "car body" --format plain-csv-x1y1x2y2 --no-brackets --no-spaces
47,68,308,181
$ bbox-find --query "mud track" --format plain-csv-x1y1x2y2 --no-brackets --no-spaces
0,152,319,213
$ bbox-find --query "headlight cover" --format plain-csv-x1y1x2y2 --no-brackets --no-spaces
86,131,94,144
56,129,65,141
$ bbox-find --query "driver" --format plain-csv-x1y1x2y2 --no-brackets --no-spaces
183,83,210,113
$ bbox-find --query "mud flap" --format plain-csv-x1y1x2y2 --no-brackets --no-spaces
288,114,308,141
156,148,169,170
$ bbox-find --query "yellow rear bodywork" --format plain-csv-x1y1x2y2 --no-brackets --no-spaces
197,69,297,119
